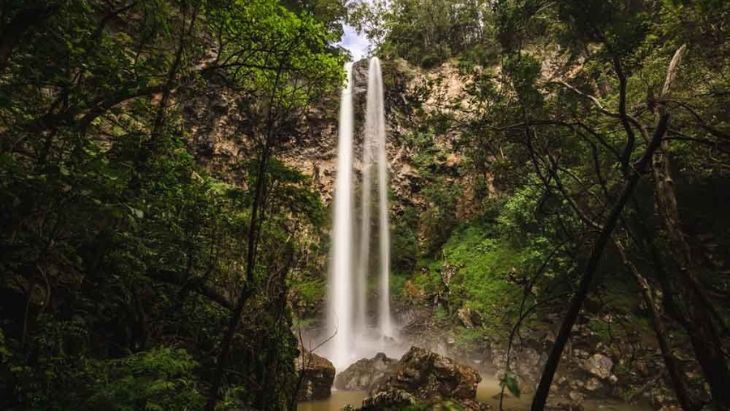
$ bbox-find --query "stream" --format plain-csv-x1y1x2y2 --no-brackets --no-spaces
297,377,652,411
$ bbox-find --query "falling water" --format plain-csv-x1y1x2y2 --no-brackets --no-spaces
367,57,393,338
354,94,372,335
327,63,354,369
325,59,397,372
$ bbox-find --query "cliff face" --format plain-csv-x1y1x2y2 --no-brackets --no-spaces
182,58,472,215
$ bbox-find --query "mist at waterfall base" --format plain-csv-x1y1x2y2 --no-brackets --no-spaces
316,58,406,372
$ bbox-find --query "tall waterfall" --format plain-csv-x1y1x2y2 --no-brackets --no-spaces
354,82,372,335
326,58,395,371
367,57,393,338
327,63,354,369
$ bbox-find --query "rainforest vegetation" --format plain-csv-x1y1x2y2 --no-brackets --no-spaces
1,1,729,410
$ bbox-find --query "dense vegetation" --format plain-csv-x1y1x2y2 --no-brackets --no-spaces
2,0,730,410
357,0,730,410
0,1,344,409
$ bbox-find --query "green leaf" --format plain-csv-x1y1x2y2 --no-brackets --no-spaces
501,372,521,397
126,205,144,219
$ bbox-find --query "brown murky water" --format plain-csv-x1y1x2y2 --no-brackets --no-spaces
475,378,651,411
297,377,653,411
297,390,368,411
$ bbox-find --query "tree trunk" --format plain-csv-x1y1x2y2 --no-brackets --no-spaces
530,112,670,411
531,45,686,411
615,240,695,411
203,142,272,411
203,60,286,411
652,140,730,409
628,199,689,327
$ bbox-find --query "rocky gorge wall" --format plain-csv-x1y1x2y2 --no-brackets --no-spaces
181,58,480,215
180,59,682,410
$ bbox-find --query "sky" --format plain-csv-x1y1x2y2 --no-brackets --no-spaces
336,0,376,61
338,24,371,61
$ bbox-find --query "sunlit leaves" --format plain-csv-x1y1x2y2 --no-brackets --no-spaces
208,0,344,104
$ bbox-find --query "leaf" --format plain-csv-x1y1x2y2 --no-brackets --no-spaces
501,372,521,398
126,205,144,219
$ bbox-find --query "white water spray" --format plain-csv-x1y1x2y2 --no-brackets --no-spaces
327,63,354,369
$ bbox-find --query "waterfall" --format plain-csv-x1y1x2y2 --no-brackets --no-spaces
354,87,372,335
327,63,354,370
367,57,393,338
325,58,396,372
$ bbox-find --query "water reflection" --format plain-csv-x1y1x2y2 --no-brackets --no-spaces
297,390,367,411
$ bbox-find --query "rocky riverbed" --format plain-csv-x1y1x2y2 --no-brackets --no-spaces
298,301,684,410
299,346,486,410
297,345,661,411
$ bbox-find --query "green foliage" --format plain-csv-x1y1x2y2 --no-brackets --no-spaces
375,5,730,407
86,348,204,411
2,0,730,407
441,225,520,326
434,305,450,322
392,206,419,271
421,181,462,256
452,327,483,351
390,271,409,300
289,276,326,317
500,371,521,398
408,259,446,298
352,0,497,67
0,0,344,409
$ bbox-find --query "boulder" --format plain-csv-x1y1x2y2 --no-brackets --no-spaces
370,346,482,400
295,351,335,401
583,353,613,380
362,389,490,411
584,378,601,392
360,388,417,411
568,391,585,403
334,352,397,391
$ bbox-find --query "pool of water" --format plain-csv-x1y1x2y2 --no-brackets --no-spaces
297,378,652,411
297,390,368,411
475,378,651,411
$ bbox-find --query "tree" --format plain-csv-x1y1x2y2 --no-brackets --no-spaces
0,1,344,409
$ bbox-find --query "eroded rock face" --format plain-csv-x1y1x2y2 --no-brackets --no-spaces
369,346,482,401
335,352,397,391
296,351,335,401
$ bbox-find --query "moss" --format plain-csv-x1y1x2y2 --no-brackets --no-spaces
434,305,450,322
391,271,409,299
289,275,326,317
441,225,522,328
587,320,613,343
453,327,484,351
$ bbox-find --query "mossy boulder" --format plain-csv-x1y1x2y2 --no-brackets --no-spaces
335,352,398,391
296,351,335,401
364,346,484,410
